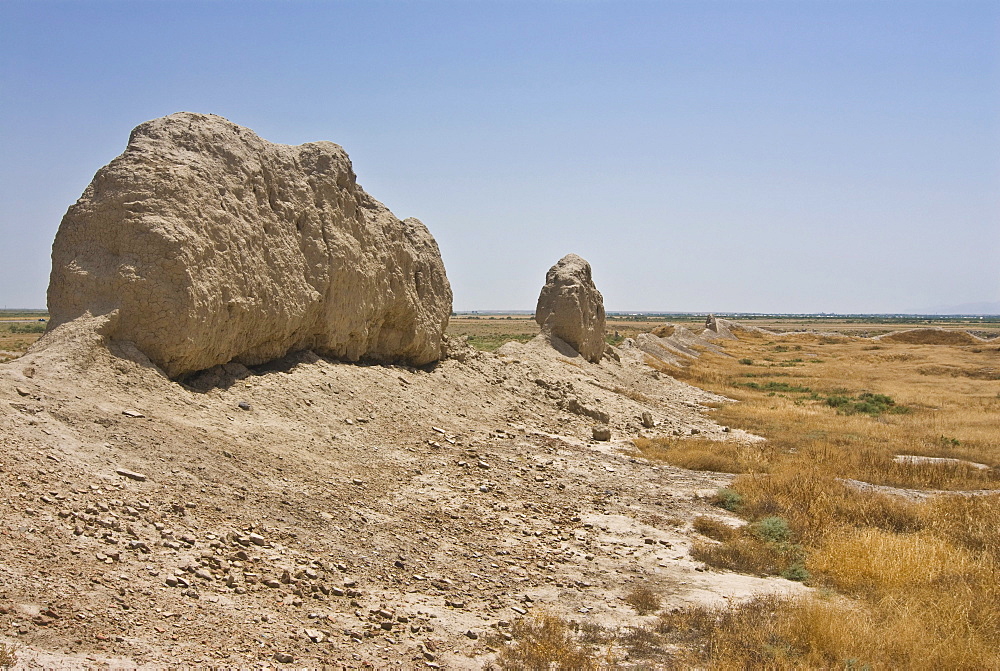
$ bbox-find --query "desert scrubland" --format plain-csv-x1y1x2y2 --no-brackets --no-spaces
2,111,997,668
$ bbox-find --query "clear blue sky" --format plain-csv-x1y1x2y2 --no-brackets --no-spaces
2,0,998,312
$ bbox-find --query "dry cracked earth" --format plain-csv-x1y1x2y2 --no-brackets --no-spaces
0,320,804,668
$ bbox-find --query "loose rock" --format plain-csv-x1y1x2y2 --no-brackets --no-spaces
592,425,612,441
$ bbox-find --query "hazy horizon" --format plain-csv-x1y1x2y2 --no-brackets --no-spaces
2,1,997,314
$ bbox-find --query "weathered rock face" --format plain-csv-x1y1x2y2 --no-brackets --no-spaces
47,112,452,378
535,254,606,363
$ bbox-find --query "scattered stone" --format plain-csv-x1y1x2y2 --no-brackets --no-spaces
560,397,610,423
237,401,251,411
114,468,148,482
121,410,145,418
592,425,611,441
641,411,654,428
274,651,294,664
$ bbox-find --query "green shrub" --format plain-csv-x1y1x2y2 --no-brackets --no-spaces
713,488,743,512
739,358,753,365
780,562,810,582
750,516,792,543
825,392,907,417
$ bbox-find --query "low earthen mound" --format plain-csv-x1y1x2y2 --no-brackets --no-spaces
47,112,452,378
876,328,985,345
535,254,606,363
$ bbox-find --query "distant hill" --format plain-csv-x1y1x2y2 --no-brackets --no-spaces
915,301,1000,315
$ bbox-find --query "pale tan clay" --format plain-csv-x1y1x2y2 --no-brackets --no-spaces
47,112,452,377
535,253,606,363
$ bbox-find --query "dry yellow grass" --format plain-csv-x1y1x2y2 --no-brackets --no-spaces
624,584,663,615
809,527,976,596
633,435,773,473
658,588,1000,669
668,330,1000,490
691,515,738,541
0,326,44,360
494,613,598,670
635,327,1000,668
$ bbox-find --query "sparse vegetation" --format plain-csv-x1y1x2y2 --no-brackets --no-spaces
692,515,806,579
0,315,48,359
0,642,17,667
495,613,597,670
641,327,1000,667
624,585,662,615
632,436,772,474
692,515,738,541
7,322,45,334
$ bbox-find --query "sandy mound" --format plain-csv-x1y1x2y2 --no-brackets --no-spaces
620,322,730,372
48,113,451,378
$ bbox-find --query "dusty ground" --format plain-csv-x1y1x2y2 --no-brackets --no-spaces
0,316,806,668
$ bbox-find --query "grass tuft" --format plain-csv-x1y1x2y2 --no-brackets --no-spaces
632,437,771,474
495,613,597,670
624,585,662,615
0,642,16,666
692,515,738,541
